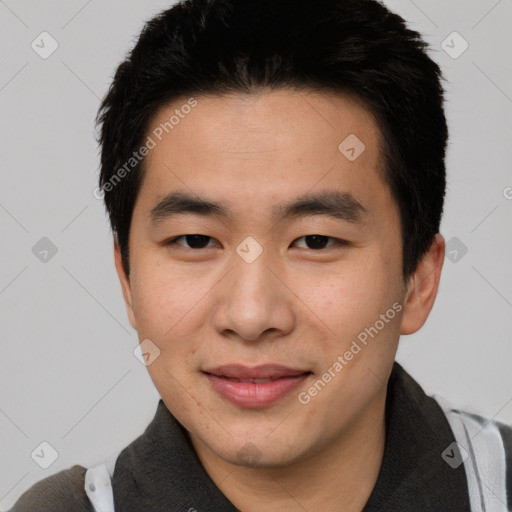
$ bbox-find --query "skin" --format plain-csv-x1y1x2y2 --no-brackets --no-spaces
114,89,445,511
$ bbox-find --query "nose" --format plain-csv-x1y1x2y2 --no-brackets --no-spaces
212,248,296,343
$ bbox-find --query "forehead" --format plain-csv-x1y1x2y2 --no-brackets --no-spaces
148,88,381,158
139,89,391,222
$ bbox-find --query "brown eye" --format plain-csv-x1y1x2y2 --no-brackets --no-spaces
293,235,337,250
167,234,217,249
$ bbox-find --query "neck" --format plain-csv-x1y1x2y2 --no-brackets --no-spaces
190,387,387,512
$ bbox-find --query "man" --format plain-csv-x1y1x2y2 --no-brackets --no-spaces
11,0,512,510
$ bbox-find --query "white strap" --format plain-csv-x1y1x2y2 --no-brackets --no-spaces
84,452,119,512
434,395,508,512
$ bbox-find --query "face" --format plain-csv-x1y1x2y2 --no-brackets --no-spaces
115,89,436,468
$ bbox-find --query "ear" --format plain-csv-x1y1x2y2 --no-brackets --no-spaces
114,238,137,330
400,234,445,335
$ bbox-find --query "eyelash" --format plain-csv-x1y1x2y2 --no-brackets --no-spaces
164,234,347,250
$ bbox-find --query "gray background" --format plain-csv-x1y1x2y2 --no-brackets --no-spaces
1,0,511,508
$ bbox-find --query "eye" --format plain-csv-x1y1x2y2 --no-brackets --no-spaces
166,234,219,249
165,234,346,251
292,235,342,250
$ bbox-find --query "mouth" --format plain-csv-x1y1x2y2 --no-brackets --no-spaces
202,364,312,408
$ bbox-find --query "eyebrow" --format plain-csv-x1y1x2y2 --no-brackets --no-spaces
149,190,368,225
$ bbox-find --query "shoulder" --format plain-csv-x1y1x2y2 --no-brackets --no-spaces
9,464,94,512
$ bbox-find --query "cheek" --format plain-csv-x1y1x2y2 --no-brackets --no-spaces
128,255,202,338
128,257,213,370
296,268,402,433
291,253,401,336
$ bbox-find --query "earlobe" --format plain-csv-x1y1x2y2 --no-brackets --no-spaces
113,239,137,330
400,234,445,335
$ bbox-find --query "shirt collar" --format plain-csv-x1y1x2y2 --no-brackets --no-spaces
362,362,470,511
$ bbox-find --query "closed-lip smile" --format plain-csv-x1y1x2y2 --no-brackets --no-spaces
203,364,312,408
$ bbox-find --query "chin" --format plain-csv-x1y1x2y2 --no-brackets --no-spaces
207,429,309,468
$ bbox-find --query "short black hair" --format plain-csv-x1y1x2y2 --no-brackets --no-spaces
96,0,447,280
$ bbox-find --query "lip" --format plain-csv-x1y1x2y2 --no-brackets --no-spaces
203,364,311,408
